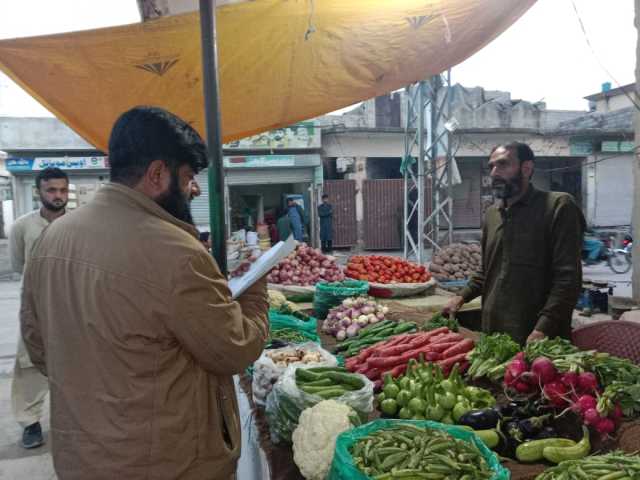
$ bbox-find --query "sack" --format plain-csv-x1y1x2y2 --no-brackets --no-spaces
269,309,319,342
367,278,436,298
313,280,369,320
328,419,510,480
252,342,336,407
265,364,374,444
268,283,316,302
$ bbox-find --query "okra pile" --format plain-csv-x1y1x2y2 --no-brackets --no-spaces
295,367,366,399
534,451,640,480
350,423,494,480
335,320,417,358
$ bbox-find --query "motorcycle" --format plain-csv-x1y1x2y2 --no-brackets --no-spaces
582,234,632,274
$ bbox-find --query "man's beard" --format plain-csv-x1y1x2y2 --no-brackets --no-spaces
492,169,524,200
41,198,67,212
156,174,194,225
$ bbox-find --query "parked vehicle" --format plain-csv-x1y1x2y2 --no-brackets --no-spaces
582,235,632,274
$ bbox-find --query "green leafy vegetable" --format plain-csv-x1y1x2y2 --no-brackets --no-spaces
424,312,459,332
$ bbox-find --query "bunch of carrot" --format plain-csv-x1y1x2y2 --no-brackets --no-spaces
344,327,474,390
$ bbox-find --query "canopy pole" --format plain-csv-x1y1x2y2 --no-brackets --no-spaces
199,0,227,274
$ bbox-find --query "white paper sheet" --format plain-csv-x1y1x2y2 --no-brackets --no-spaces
228,235,296,299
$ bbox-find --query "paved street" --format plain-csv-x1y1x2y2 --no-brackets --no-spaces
0,262,632,479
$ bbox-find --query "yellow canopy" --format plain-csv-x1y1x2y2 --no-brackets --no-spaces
0,0,535,151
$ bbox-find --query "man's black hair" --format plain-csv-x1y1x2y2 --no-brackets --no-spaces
491,141,535,164
322,193,329,199
199,231,210,242
108,106,208,186
35,167,68,189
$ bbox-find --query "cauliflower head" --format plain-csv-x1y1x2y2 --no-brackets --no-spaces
292,400,353,480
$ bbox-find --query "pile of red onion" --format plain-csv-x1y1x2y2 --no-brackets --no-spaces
267,244,344,286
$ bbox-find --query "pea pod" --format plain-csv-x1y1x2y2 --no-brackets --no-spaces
542,426,590,464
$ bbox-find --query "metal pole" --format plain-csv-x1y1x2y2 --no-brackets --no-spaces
417,84,425,264
199,0,227,274
633,0,640,301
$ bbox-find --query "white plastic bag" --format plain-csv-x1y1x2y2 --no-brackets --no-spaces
265,364,374,444
251,342,336,407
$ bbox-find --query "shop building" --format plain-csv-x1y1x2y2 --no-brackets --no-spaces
191,122,324,244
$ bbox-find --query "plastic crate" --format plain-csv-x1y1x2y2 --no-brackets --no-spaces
572,320,640,365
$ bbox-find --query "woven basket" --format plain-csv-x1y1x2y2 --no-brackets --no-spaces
572,320,640,365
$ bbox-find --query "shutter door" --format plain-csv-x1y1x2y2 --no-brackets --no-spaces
191,171,211,228
225,167,313,185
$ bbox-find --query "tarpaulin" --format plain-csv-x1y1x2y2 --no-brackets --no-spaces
0,0,536,151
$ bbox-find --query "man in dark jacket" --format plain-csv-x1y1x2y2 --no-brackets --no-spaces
287,197,306,242
443,142,585,345
318,193,333,252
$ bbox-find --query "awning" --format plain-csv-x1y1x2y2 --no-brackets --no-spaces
0,0,536,151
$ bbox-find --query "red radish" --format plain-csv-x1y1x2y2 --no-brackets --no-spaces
514,381,533,394
595,417,615,435
531,356,558,385
543,381,568,407
612,404,624,421
577,372,599,393
574,394,597,415
505,357,529,387
560,371,579,390
583,408,601,426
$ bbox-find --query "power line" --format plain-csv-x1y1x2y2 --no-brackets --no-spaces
569,0,640,113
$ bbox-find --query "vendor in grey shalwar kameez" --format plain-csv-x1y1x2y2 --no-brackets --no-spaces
318,193,333,253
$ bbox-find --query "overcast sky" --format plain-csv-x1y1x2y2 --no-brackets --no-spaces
0,0,636,117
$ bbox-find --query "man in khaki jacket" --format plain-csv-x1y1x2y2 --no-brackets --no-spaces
20,106,269,480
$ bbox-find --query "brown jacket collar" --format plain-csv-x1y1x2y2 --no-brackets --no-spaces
97,182,199,240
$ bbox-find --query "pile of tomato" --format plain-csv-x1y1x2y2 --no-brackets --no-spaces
346,255,430,284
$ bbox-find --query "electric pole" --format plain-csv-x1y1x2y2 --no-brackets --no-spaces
633,0,640,301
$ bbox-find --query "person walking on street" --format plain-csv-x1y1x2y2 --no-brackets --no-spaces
318,193,334,253
443,142,584,345
20,106,269,480
9,167,69,449
287,197,305,242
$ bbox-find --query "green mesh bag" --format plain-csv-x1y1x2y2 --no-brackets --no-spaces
268,309,319,342
328,419,510,480
313,280,370,320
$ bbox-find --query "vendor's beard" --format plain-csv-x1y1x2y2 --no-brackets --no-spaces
156,175,194,225
492,170,524,200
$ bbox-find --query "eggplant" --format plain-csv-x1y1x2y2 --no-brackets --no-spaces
457,408,502,430
518,414,550,438
534,425,559,440
497,419,524,459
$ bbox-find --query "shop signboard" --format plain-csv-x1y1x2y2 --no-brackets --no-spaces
601,141,635,153
6,156,109,172
224,155,296,168
569,140,593,156
224,122,320,150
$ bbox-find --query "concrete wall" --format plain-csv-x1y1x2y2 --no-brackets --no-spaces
0,117,95,151
589,153,633,227
595,94,636,113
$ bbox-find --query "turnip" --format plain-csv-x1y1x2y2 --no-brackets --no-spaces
361,306,374,315
376,312,385,320
340,318,352,328
335,329,347,342
577,372,599,393
530,356,558,385
346,324,360,338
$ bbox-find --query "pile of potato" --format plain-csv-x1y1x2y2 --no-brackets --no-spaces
429,243,481,281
